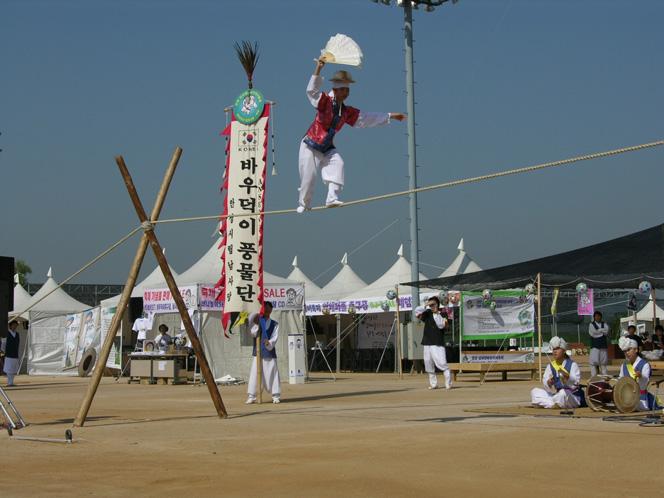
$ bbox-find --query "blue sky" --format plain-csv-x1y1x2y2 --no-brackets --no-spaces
2,0,663,286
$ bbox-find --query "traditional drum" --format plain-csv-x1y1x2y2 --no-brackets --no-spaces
585,375,640,413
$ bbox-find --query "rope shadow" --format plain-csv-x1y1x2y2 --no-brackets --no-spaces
285,388,411,403
407,414,518,423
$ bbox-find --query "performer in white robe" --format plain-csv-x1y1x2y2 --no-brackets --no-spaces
246,301,281,404
588,311,610,376
296,58,406,213
1,320,21,387
416,296,452,390
618,336,661,411
531,337,584,409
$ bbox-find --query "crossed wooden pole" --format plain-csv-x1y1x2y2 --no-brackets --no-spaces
74,147,227,427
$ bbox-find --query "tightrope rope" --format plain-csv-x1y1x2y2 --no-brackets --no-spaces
9,226,142,319
151,139,664,224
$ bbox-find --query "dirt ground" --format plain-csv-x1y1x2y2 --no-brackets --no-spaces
1,368,663,498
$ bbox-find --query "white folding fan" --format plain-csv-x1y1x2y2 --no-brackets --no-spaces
317,34,363,67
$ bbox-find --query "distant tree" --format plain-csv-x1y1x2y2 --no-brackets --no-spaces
15,260,32,286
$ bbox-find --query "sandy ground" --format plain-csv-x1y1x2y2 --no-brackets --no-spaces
1,369,663,498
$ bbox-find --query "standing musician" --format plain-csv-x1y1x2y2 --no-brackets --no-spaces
246,301,281,404
588,310,610,376
415,296,452,390
618,336,661,411
531,336,585,409
1,320,20,387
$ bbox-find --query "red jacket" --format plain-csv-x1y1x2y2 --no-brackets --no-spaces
304,92,360,152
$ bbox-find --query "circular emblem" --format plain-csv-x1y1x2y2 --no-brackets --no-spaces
233,89,265,125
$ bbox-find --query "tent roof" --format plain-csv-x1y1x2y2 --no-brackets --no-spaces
15,268,88,314
176,239,296,286
12,274,32,312
635,298,664,321
439,238,482,277
406,223,664,290
286,256,322,299
317,253,367,301
131,260,179,298
345,245,428,299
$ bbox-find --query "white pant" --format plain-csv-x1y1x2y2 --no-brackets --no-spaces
298,140,344,208
589,348,609,377
247,357,281,400
3,357,19,386
530,388,581,409
423,345,451,388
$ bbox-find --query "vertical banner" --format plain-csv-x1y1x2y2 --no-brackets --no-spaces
100,305,122,369
63,313,82,369
219,103,270,332
577,288,594,316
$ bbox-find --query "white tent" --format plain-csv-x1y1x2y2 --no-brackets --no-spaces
620,297,664,331
12,274,32,313
317,253,366,301
439,238,482,277
287,256,322,299
139,239,305,380
344,245,429,301
19,268,89,376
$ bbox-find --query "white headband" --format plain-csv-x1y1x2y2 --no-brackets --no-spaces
619,336,638,352
549,336,567,350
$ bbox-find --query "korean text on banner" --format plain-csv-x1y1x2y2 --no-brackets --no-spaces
461,290,535,340
219,106,270,330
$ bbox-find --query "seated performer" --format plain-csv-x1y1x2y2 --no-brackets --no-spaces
618,336,661,411
154,324,172,352
246,301,281,404
296,58,406,213
531,337,585,409
415,296,452,390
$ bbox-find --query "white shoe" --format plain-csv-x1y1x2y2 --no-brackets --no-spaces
296,206,306,214
325,200,344,208
272,398,281,404
245,398,256,404
445,384,452,390
428,386,438,390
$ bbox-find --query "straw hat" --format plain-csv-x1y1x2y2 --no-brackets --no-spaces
329,70,355,86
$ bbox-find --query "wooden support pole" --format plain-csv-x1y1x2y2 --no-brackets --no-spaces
256,328,263,404
74,147,183,427
115,155,228,418
395,286,403,379
537,273,543,381
652,288,657,331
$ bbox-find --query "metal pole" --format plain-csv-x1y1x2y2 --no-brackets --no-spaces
404,1,421,315
395,286,403,379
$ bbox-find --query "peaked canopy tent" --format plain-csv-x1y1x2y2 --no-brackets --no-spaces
439,238,482,278
139,238,305,380
287,256,322,300
13,268,90,376
406,223,664,291
317,253,367,302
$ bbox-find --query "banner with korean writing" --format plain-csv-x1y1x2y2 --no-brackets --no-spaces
219,105,270,331
143,283,304,313
143,285,199,314
461,290,535,340
577,288,594,316
100,305,122,369
304,292,457,316
460,351,535,364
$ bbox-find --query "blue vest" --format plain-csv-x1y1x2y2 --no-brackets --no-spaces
5,331,20,359
550,358,586,406
621,359,649,405
252,317,277,360
590,322,608,349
